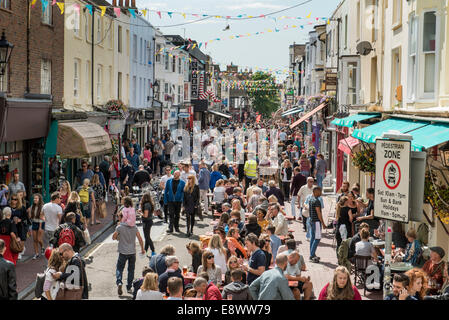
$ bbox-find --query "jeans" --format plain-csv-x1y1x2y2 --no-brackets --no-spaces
116,253,136,290
309,220,321,258
142,220,155,253
290,196,297,218
306,217,311,239
282,182,290,201
168,202,182,231
316,174,324,189
301,171,310,177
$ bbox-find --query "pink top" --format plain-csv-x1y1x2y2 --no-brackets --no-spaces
121,207,136,227
143,149,152,162
318,283,362,300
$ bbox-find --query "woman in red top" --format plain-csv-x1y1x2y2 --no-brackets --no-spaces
319,266,362,300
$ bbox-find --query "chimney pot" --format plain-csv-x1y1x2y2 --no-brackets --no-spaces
112,0,117,6
131,0,135,7
119,0,123,6
125,0,129,7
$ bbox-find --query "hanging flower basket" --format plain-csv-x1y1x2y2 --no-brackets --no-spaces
424,171,449,224
105,99,129,119
351,147,375,174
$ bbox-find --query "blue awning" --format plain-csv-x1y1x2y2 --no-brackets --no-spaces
352,118,429,144
409,122,449,151
331,113,381,127
282,107,304,117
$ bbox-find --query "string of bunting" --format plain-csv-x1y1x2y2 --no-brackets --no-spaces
31,0,329,23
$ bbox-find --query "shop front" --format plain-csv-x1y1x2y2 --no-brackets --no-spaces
0,96,52,201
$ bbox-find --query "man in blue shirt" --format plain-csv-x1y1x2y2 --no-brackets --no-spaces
126,147,140,171
198,161,211,218
242,233,266,285
384,273,417,300
267,226,281,259
131,138,141,156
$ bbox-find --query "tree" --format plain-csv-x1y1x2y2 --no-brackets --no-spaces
246,72,280,117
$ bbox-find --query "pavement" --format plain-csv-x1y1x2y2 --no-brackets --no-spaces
18,191,383,300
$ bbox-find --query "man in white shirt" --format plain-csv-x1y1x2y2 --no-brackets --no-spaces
159,166,173,223
297,177,314,232
270,203,288,236
180,163,197,185
42,192,63,249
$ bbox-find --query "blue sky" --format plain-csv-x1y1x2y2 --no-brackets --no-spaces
136,0,340,81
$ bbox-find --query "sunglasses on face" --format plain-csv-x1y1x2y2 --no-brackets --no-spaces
207,255,214,259
11,198,17,201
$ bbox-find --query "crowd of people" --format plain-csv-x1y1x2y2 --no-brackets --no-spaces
1,119,448,302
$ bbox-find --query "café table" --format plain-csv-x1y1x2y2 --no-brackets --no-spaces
184,272,197,284
371,239,385,248
390,262,414,273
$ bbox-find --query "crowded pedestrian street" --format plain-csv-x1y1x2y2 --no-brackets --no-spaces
1,0,449,307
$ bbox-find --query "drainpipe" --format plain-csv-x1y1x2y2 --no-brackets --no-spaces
91,7,95,107
26,0,31,93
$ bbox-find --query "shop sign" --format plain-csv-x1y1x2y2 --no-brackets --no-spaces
374,139,411,223
108,119,126,135
191,60,199,99
325,72,337,91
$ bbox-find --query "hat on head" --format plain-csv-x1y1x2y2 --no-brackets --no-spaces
430,246,445,259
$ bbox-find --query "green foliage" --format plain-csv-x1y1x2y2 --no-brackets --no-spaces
246,72,280,117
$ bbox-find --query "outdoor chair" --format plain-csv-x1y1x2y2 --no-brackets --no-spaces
353,255,371,296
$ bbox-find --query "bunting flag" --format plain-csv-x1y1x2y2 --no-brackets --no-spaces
142,9,147,17
73,3,80,14
129,8,136,18
56,2,64,14
157,11,161,18
114,7,121,18
41,0,49,13
31,0,37,8
85,4,93,15
100,6,106,16
182,13,186,19
52,0,56,5
167,12,173,18
306,12,312,18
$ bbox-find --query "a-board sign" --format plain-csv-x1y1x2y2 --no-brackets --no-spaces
374,139,411,223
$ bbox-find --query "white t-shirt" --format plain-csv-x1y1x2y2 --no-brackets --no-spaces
42,202,63,232
208,248,228,274
160,174,172,189
213,186,226,203
298,185,313,208
136,289,164,300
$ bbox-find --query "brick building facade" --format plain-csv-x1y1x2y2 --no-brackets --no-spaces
0,0,64,106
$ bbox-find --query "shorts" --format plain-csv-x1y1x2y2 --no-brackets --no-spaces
298,281,305,293
81,203,91,219
31,221,45,231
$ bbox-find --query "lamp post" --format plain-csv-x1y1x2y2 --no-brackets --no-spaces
0,30,14,76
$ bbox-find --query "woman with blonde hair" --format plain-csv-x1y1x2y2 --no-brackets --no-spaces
224,255,246,285
183,174,199,237
318,266,361,300
281,159,293,202
59,180,71,209
405,268,428,300
62,191,84,230
41,248,63,300
197,250,222,286
231,198,245,222
207,234,227,274
136,273,164,300
90,174,104,225
77,178,95,226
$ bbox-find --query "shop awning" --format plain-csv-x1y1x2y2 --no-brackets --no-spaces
351,118,429,144
208,109,232,119
290,103,327,129
57,121,112,159
331,113,381,127
282,107,304,117
338,136,360,154
409,122,449,151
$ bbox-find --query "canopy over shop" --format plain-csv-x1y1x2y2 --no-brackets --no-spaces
43,120,113,201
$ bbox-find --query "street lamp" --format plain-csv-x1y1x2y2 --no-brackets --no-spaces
0,31,14,76
440,142,449,167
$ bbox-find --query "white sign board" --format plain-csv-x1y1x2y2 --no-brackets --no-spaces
374,139,411,223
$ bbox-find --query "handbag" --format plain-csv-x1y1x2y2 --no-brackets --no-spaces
55,257,85,300
35,267,49,298
98,201,107,219
10,237,24,253
83,228,91,245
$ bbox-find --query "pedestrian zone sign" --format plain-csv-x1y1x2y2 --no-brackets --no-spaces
374,139,411,223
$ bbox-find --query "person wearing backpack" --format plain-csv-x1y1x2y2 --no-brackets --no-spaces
37,248,63,300
77,178,96,227
50,213,85,253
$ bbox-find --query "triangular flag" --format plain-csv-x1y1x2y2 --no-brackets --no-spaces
182,13,186,19
327,19,330,25
114,7,121,18
142,9,147,17
85,4,93,15
129,9,136,18
199,43,203,49
205,42,208,48
306,12,311,18
31,0,37,7
99,6,106,16
157,11,161,18
167,12,173,18
56,2,64,14
41,0,49,13
192,44,197,49
193,14,199,17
